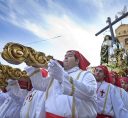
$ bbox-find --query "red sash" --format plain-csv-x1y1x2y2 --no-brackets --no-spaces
46,112,64,118
96,114,113,118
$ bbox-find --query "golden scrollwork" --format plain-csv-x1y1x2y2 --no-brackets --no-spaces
0,79,8,88
0,64,28,87
1,42,53,68
2,42,29,64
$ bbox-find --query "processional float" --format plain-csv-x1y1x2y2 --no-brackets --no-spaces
95,11,128,77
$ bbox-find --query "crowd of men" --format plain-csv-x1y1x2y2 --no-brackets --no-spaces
0,50,128,118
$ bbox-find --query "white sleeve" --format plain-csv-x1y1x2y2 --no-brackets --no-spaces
120,88,128,110
110,86,128,118
0,96,13,117
26,67,51,91
62,71,97,100
0,93,8,106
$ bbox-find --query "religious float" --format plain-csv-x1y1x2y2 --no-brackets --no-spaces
95,8,128,77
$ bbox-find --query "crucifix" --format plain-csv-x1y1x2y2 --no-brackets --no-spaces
95,12,128,46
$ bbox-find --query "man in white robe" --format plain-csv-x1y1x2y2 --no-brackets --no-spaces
0,79,28,118
20,89,44,118
26,50,97,118
119,77,128,92
94,65,128,118
20,68,48,118
109,71,128,110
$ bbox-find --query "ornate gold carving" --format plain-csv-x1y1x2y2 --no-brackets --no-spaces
1,42,53,68
0,64,28,88
2,42,29,64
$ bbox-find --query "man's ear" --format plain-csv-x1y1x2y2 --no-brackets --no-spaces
103,75,107,80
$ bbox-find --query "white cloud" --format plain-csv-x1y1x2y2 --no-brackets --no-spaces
23,20,50,39
43,15,103,66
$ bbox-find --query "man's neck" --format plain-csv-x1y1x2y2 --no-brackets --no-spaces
66,66,79,74
97,79,104,83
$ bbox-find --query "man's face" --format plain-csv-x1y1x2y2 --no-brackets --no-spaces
120,79,126,90
94,67,105,82
109,73,116,85
63,51,79,70
125,83,128,91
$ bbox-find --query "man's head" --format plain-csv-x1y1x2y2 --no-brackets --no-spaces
94,65,109,82
109,71,118,85
63,50,90,70
119,77,128,91
63,51,79,70
18,77,32,91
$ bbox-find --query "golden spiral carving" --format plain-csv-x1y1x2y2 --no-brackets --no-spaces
24,47,47,67
0,79,8,88
46,55,53,62
7,67,22,80
0,64,28,87
2,42,29,64
1,42,54,68
0,65,9,79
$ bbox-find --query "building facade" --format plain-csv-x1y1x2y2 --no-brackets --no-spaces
115,24,128,51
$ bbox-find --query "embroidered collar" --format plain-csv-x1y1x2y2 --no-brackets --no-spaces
66,67,79,74
97,81,105,87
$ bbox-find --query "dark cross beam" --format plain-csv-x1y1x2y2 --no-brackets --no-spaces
95,12,128,46
106,17,115,46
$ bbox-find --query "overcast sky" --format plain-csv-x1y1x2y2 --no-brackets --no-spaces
0,0,128,69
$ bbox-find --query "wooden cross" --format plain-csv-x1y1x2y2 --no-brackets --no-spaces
95,12,128,46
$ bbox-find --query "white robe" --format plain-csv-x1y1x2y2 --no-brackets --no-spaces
20,89,44,118
0,81,28,118
97,81,115,117
97,81,128,118
111,86,128,118
0,92,9,106
29,67,97,118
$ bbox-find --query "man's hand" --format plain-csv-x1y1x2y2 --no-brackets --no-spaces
48,60,66,82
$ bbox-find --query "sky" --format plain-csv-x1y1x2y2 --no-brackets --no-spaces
0,0,128,70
